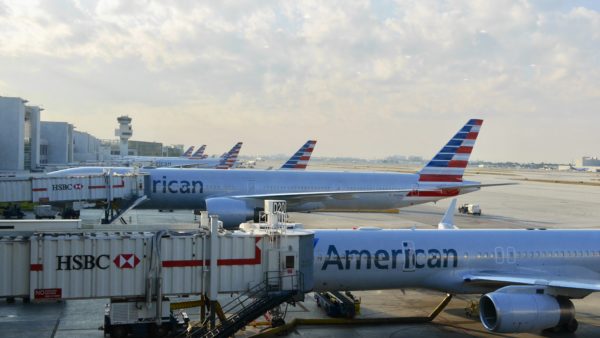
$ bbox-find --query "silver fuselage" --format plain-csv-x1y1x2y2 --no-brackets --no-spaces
312,229,600,293
140,168,478,211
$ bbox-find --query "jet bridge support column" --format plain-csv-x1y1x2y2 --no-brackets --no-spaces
209,215,219,329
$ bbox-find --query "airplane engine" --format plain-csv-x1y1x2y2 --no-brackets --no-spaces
479,289,576,333
205,197,257,229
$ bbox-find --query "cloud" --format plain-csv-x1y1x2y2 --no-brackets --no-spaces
0,0,599,162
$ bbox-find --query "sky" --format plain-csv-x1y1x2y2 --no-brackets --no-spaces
0,1,599,163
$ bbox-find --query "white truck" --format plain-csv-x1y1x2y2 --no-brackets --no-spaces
458,203,481,216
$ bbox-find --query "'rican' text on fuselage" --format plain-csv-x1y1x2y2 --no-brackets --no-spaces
152,175,204,194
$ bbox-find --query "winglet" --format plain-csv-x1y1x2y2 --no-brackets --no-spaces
438,199,458,229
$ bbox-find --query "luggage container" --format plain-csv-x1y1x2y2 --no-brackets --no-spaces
34,205,59,219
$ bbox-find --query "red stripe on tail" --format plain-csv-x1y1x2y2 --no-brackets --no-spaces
419,174,463,182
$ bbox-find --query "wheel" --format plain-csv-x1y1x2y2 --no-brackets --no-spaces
565,318,578,333
148,323,170,337
110,325,128,338
271,318,285,327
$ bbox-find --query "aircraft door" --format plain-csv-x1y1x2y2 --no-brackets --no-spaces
247,180,256,194
495,247,504,264
281,253,298,290
402,241,416,272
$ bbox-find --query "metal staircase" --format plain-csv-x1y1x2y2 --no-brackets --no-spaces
186,272,304,338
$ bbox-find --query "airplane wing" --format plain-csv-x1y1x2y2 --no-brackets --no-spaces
229,182,514,203
463,272,600,294
231,188,415,201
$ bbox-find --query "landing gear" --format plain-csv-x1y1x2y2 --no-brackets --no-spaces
565,318,578,333
546,318,579,333
148,323,170,337
464,300,479,318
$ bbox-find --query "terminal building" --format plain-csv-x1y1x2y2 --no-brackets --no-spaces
559,156,600,172
0,97,42,172
577,157,600,167
1,96,186,173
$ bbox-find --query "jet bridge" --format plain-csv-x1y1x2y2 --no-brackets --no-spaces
0,201,314,337
0,172,147,223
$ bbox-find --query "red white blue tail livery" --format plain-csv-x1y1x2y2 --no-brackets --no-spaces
216,142,243,169
280,140,317,170
418,119,483,182
189,145,207,159
180,146,195,158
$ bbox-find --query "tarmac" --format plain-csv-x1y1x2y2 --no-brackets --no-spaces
1,168,600,337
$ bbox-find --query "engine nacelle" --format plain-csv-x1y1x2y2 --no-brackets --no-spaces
479,288,575,333
205,197,258,229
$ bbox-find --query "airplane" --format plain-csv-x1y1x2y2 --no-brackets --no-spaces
110,146,195,166
569,164,589,172
311,199,592,333
144,142,242,168
50,119,511,228
215,142,243,169
189,145,207,159
280,140,317,170
181,146,195,158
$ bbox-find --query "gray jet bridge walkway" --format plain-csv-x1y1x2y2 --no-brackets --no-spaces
0,201,315,338
0,172,148,223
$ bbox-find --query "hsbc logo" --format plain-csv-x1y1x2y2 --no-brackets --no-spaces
55,253,140,270
113,254,140,269
51,183,84,191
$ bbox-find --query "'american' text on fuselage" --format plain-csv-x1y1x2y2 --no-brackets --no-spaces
321,242,458,271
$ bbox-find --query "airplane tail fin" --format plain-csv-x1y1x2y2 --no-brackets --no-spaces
181,146,195,158
418,119,483,183
280,140,317,170
216,142,243,169
437,199,458,229
189,145,207,159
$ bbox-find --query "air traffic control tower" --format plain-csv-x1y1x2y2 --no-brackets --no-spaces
115,115,132,156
